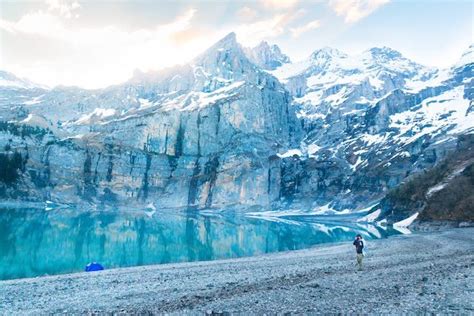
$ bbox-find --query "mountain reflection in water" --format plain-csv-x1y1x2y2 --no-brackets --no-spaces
0,207,401,280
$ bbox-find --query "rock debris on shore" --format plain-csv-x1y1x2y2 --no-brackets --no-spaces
1,228,473,314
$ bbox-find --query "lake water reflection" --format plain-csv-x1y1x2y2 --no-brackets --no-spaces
0,207,401,280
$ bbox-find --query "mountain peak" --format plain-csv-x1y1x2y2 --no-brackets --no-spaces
193,31,245,65
214,32,238,49
191,31,258,82
255,40,270,49
310,47,347,61
366,46,403,59
244,40,290,70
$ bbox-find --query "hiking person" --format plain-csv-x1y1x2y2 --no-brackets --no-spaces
353,234,364,271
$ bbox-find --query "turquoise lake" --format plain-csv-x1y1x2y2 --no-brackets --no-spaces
0,207,401,280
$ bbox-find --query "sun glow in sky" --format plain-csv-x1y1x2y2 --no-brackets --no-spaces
0,0,472,89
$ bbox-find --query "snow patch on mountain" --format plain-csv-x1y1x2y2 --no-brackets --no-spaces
22,95,45,105
404,69,451,93
277,149,303,158
390,86,472,145
455,44,474,68
75,108,117,125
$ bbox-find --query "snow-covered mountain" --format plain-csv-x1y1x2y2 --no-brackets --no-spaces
272,46,435,102
271,43,473,212
0,33,472,214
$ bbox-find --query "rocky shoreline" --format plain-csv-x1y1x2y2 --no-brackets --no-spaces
1,227,473,314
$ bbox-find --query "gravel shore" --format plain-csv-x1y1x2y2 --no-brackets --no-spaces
1,227,473,314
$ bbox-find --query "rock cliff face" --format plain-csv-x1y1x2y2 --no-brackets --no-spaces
0,35,472,212
0,33,300,210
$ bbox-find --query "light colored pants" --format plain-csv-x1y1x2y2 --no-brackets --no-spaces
356,253,364,270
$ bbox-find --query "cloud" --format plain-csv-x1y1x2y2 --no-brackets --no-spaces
236,10,305,46
237,6,258,21
260,0,299,10
329,0,390,23
45,0,81,19
0,11,68,40
0,7,219,88
290,19,321,37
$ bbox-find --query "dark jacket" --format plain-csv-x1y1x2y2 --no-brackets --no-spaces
353,239,364,254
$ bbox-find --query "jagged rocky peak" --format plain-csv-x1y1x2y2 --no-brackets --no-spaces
106,33,250,97
214,31,240,49
366,46,403,60
191,32,285,93
245,40,291,70
309,47,348,61
192,32,252,79
195,32,244,61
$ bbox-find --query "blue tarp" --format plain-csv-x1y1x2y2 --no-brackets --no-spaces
85,262,104,272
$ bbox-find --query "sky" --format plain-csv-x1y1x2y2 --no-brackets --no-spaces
0,0,472,89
